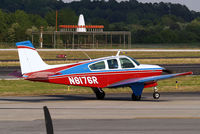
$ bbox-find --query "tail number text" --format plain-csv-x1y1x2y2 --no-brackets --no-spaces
68,76,98,85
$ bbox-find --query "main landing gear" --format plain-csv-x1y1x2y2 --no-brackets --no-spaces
132,93,141,101
130,84,144,101
91,87,105,100
153,87,160,99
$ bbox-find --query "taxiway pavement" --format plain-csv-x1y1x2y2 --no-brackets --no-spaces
0,93,200,134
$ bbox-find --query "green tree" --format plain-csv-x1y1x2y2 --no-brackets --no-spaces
14,10,32,28
7,23,20,42
0,10,13,42
45,11,56,26
26,26,39,40
126,12,139,24
58,8,78,25
159,29,178,43
29,14,48,28
186,19,200,35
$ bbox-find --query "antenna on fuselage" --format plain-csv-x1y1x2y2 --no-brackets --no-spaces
116,50,121,56
82,51,92,60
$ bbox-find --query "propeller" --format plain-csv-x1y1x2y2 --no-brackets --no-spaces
162,69,173,74
43,106,54,134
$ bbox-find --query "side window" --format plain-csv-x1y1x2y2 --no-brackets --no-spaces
107,59,118,69
89,61,105,70
120,58,135,68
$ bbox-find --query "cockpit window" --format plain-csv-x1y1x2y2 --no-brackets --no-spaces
89,61,105,70
107,59,118,69
128,56,140,66
120,58,135,68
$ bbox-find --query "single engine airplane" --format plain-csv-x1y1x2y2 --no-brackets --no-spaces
16,41,192,101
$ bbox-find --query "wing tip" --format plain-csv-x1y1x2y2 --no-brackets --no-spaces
180,71,193,76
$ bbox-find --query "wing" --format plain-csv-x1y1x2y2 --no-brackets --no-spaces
107,72,193,88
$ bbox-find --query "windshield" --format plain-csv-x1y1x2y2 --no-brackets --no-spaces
128,56,140,66
119,58,135,68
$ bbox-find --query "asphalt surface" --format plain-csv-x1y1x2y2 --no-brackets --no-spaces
1,119,200,134
0,93,200,134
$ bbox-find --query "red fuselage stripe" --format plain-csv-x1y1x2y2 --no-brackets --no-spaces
44,70,163,88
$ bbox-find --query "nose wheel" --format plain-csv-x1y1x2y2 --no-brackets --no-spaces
153,87,160,99
153,92,160,99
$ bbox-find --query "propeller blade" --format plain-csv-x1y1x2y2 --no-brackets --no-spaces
163,69,173,74
43,106,54,134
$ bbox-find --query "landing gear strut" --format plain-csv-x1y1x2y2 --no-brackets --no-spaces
153,87,160,99
91,87,105,100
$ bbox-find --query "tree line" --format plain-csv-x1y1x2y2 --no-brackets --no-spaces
1,0,200,44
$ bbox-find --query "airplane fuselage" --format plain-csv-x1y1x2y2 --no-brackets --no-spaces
24,56,163,88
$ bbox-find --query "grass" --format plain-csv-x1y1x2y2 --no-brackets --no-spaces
1,51,200,60
38,51,200,60
0,76,199,96
1,58,200,66
1,51,200,66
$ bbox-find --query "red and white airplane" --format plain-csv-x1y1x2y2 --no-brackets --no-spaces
16,41,192,101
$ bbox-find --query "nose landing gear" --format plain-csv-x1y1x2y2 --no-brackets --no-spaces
153,87,160,99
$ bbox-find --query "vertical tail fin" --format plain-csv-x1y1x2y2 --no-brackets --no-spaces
16,41,49,74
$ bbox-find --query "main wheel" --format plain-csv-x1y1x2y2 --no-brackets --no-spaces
153,92,160,99
132,93,141,101
96,91,105,100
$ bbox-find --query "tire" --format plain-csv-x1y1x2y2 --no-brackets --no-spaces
96,91,105,100
153,92,160,99
132,93,141,101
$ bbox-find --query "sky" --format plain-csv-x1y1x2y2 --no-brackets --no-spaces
63,0,200,12
137,0,199,12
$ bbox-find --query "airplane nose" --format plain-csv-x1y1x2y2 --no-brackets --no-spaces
160,66,174,74
156,65,173,74
162,68,173,74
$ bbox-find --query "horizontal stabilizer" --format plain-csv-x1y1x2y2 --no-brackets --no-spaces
8,70,23,78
